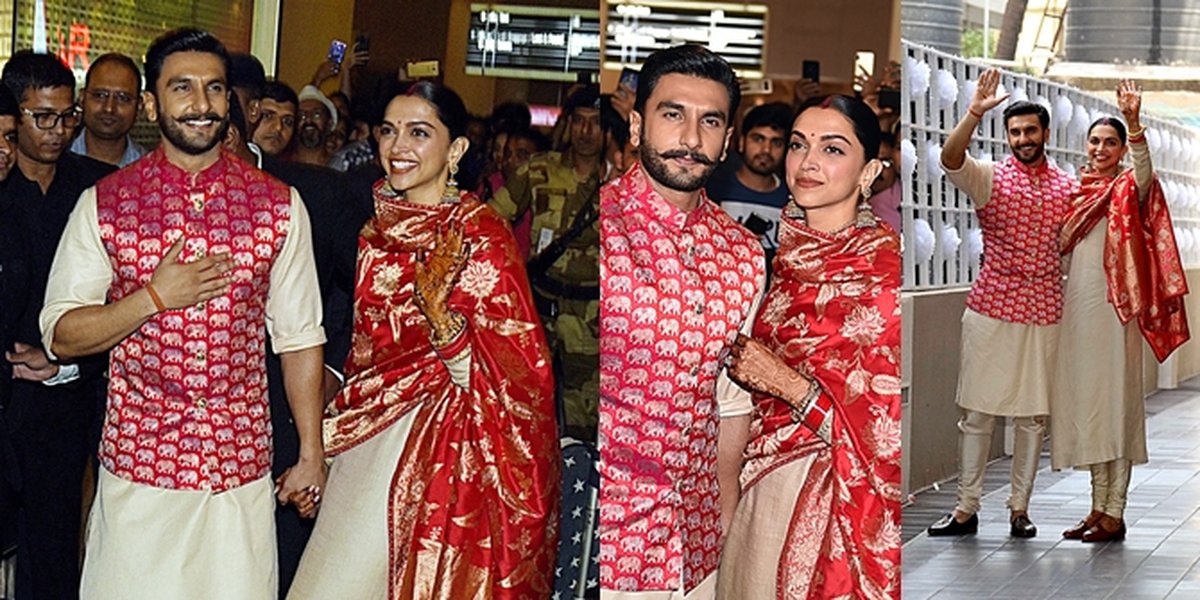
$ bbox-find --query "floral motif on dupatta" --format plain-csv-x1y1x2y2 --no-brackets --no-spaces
743,214,902,599
326,183,559,598
1062,169,1189,362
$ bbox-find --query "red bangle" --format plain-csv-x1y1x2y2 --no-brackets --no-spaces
968,108,984,120
145,283,166,313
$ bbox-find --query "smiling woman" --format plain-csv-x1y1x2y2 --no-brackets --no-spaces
287,81,560,600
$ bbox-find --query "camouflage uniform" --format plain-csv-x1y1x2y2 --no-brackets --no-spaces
492,151,599,440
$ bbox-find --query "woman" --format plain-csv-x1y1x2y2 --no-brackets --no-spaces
1054,80,1188,542
288,82,559,599
717,96,902,599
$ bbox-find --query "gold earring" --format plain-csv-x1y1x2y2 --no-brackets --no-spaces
444,162,460,202
857,185,876,228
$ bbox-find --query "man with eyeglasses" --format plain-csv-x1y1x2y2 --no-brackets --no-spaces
71,53,146,167
1,50,116,600
869,132,901,231
290,84,337,167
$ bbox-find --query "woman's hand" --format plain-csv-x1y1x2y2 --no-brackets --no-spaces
726,334,812,409
1117,79,1142,131
414,222,471,342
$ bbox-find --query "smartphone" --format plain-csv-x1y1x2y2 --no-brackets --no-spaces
328,39,348,68
619,67,639,93
354,33,370,53
802,60,820,84
854,51,875,92
406,60,440,79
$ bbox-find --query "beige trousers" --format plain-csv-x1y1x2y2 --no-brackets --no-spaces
1090,459,1133,519
954,409,1045,515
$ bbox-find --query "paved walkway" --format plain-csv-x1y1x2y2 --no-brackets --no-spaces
903,379,1200,599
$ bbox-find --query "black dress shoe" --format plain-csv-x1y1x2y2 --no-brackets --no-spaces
928,512,978,536
1010,514,1038,538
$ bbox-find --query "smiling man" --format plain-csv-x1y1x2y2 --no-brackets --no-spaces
39,29,327,600
598,45,765,599
927,68,1078,541
0,50,115,600
71,53,146,167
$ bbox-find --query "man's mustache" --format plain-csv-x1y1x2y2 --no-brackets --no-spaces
659,148,714,165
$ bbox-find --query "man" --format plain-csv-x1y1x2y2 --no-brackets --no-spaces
0,86,29,582
598,45,765,599
1,50,116,600
869,132,902,231
229,52,267,139
492,85,603,441
291,84,337,167
601,93,637,180
253,80,299,157
39,29,326,599
71,53,146,167
704,101,790,268
927,68,1077,539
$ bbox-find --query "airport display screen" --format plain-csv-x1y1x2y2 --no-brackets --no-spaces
466,3,602,82
605,0,768,78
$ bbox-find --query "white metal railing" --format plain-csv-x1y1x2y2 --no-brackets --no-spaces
901,40,1200,291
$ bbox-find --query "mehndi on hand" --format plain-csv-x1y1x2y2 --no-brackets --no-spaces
413,221,471,346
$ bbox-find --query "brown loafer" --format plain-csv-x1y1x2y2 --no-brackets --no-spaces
1063,510,1103,540
1081,516,1126,543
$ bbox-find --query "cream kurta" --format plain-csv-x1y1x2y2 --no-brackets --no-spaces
944,155,1060,417
1051,221,1146,469
1051,142,1155,470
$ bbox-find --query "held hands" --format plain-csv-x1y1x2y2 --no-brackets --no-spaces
148,236,233,312
6,342,59,381
1116,79,1143,130
969,68,1010,117
276,457,328,519
413,222,471,342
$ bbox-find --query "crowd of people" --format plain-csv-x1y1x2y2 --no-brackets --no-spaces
926,70,1188,546
0,24,908,600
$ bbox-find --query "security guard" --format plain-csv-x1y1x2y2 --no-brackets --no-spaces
492,85,603,441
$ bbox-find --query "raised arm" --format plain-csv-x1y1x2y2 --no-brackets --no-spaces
942,68,1009,171
1117,79,1153,201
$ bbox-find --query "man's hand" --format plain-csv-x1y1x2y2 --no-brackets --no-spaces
969,68,1010,117
611,82,635,120
311,60,337,85
149,237,233,310
6,342,59,381
276,457,328,519
793,78,821,107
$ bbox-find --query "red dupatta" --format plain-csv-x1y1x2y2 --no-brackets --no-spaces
325,184,559,599
1062,169,1189,362
741,212,902,599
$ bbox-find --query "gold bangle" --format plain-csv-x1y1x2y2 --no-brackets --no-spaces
145,283,167,313
1127,126,1146,139
790,375,822,422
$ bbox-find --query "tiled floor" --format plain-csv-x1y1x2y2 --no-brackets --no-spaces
903,380,1200,599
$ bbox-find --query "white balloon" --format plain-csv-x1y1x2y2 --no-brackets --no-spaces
906,56,931,97
966,227,984,260
913,218,935,264
901,138,918,183
1008,84,1027,105
939,223,962,260
1054,95,1074,125
926,142,944,180
934,69,959,109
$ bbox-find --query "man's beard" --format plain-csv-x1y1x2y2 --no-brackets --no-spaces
298,123,325,150
743,151,779,177
159,108,229,156
640,136,719,193
1011,141,1045,165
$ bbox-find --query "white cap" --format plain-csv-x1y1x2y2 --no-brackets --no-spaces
296,84,338,129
